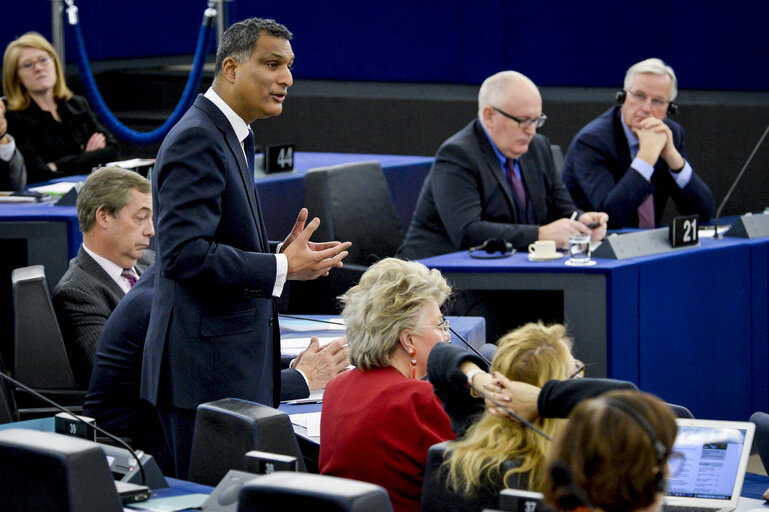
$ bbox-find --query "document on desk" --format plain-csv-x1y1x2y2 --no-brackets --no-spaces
28,181,78,196
280,316,345,332
290,412,322,437
125,492,208,511
281,336,342,358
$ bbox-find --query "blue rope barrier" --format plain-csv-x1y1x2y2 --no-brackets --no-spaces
66,4,215,144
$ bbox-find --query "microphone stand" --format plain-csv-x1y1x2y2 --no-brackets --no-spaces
0,371,148,485
713,123,769,238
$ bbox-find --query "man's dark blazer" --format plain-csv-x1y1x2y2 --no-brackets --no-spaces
398,119,577,258
86,264,308,465
562,106,714,228
52,245,153,388
0,142,26,192
141,94,281,414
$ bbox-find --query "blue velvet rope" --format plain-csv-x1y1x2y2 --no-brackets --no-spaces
68,13,214,144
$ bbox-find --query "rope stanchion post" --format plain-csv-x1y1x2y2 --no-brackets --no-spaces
50,0,66,64
64,0,217,145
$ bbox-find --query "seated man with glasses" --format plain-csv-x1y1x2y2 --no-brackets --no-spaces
562,58,714,229
399,70,607,259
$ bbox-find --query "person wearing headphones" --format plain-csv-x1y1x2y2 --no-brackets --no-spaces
542,389,678,512
562,58,714,229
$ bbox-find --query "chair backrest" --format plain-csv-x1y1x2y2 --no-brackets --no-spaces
421,441,451,512
0,429,123,512
188,398,306,486
303,161,404,265
550,145,564,177
421,441,529,512
750,411,769,473
237,471,394,512
11,265,78,389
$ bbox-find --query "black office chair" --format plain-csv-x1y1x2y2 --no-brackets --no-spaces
668,403,694,419
421,441,527,512
11,265,86,417
750,411,769,473
0,428,124,512
237,471,394,512
288,161,405,314
188,398,306,486
549,144,565,177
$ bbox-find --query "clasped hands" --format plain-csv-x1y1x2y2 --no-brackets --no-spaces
282,208,352,281
468,369,541,422
634,117,684,170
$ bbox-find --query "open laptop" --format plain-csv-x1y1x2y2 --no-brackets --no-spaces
663,418,755,512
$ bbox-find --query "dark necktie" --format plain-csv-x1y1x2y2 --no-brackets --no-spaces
505,158,527,209
121,268,138,288
637,194,655,229
243,129,256,183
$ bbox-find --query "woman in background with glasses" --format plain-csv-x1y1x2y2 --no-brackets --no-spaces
319,258,456,512
543,389,677,512
3,32,119,184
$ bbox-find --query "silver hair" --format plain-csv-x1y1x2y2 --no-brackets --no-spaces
623,58,678,101
477,70,536,120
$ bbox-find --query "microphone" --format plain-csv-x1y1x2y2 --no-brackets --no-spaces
447,326,491,366
278,313,344,327
713,122,769,238
0,371,148,485
278,314,492,366
450,369,552,441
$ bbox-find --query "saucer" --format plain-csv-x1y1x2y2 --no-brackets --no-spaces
528,251,563,261
564,259,597,266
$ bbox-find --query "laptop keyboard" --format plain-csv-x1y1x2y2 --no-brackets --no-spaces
661,505,721,512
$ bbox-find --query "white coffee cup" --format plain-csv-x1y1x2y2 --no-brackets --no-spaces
528,240,557,257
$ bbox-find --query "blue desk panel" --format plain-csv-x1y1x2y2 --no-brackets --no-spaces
420,236,769,421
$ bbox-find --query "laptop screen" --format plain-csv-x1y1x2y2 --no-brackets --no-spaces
667,422,751,501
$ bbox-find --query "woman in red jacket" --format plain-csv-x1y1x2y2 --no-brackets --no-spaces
319,258,456,512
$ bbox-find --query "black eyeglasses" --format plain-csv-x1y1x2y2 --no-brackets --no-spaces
492,107,547,129
568,360,586,379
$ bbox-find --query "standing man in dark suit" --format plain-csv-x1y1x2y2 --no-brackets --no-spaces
562,58,714,228
86,263,348,475
52,166,154,388
398,70,607,259
141,18,351,479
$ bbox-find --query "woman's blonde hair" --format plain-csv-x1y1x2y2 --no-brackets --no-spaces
444,322,573,494
340,258,451,370
3,32,72,111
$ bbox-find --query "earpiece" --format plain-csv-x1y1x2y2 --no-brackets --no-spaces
468,238,515,259
604,397,667,493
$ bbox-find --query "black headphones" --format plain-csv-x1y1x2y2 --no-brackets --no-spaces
616,90,678,115
604,397,667,493
468,238,515,259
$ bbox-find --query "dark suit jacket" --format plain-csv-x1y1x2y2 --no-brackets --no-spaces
141,94,281,411
86,264,308,461
562,106,714,228
398,119,577,258
52,245,153,388
6,95,119,184
0,140,26,192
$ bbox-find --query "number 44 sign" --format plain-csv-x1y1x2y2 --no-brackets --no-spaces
265,144,295,173
669,214,699,247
